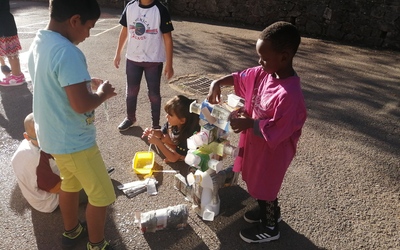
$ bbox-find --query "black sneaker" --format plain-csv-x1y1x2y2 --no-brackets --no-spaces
62,221,88,248
107,167,115,175
118,118,135,131
244,208,261,223
244,207,282,223
239,223,280,243
87,240,114,250
1,65,11,75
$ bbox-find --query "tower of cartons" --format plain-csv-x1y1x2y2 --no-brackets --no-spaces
174,94,245,221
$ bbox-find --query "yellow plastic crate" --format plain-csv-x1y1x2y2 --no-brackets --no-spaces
132,151,155,175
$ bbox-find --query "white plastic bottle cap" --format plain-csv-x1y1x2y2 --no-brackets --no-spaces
208,159,223,172
202,209,215,221
185,153,201,166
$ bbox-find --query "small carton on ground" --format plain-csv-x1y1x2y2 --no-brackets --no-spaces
133,151,155,175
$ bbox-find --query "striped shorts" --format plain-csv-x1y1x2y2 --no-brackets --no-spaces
0,35,22,57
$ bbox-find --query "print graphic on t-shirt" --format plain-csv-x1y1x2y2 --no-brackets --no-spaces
129,16,159,41
85,110,95,125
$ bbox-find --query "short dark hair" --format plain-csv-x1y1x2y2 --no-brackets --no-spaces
259,21,301,54
50,0,100,24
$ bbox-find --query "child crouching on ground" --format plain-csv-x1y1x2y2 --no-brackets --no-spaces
11,113,61,213
142,95,200,163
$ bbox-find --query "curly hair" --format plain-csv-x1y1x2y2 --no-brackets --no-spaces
259,21,301,55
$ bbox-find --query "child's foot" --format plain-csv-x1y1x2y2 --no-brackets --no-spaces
244,207,282,223
0,73,25,87
1,65,11,76
239,223,280,243
87,239,114,250
118,118,135,131
62,221,88,248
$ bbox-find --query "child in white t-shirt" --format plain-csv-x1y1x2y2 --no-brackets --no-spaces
114,0,175,131
11,113,60,213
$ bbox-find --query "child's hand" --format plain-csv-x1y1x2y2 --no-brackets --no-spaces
97,80,117,101
147,132,162,145
229,109,254,133
142,128,162,139
142,128,153,138
114,54,121,69
228,107,245,121
207,80,221,104
90,77,103,91
163,65,174,81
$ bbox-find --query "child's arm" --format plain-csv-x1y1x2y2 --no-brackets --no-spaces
64,80,117,114
114,26,128,69
147,134,182,163
142,127,175,146
48,181,61,194
142,128,175,151
90,77,103,91
229,109,254,133
142,128,163,139
36,152,61,194
162,32,174,80
207,75,234,104
160,132,174,146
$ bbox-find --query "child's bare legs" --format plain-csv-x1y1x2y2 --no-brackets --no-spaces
8,55,22,76
0,55,24,85
86,204,107,243
59,190,80,231
0,56,5,67
59,188,109,244
59,190,109,244
56,145,114,248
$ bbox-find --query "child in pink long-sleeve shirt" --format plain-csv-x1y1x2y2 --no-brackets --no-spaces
207,21,307,243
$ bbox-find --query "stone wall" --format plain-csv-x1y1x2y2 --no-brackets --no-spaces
27,0,400,50
168,0,400,50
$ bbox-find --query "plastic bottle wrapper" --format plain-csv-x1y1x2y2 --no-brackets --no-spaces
135,204,189,233
117,178,158,198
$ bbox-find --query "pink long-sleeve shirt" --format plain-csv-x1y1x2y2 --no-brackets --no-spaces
233,66,307,201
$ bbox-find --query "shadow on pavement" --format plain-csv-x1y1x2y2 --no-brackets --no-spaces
9,180,128,250
214,187,324,250
0,83,32,140
173,29,256,75
296,40,399,186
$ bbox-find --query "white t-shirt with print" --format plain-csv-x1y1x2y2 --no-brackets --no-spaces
120,0,174,62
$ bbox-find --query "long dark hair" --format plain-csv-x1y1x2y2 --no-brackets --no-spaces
164,95,200,144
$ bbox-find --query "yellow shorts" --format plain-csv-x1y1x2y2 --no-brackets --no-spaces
53,144,116,207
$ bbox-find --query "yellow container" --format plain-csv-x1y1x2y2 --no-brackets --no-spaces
133,151,155,175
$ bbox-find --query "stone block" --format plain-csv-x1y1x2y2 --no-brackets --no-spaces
306,20,322,35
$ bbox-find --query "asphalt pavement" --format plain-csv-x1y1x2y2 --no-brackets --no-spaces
0,1,399,250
